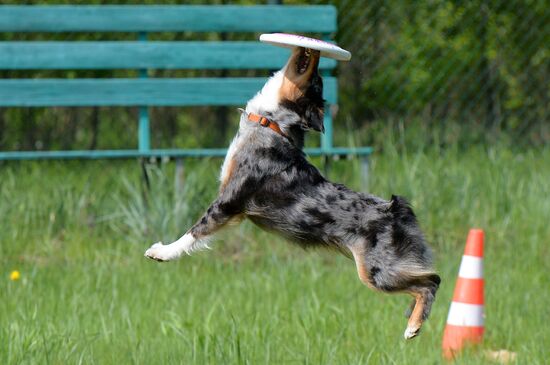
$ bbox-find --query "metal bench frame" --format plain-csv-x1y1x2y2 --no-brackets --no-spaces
0,5,372,160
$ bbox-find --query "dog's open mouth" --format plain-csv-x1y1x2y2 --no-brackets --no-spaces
296,48,312,74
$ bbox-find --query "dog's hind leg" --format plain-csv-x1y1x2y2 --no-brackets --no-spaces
402,274,440,339
349,244,440,339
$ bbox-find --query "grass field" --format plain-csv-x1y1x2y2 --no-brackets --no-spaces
1,137,549,364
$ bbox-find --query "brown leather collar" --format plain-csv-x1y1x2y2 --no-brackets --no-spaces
246,112,287,138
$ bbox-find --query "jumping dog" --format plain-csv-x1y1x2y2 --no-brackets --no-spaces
145,48,440,339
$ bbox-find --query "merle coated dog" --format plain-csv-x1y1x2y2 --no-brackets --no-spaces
145,48,440,339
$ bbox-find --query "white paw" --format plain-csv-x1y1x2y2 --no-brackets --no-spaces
403,325,420,340
144,242,178,262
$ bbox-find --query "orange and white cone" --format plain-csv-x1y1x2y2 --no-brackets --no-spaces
442,229,485,360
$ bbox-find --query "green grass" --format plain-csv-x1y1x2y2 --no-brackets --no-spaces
1,139,549,364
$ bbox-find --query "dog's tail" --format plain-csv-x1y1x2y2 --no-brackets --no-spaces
388,194,436,271
389,195,418,224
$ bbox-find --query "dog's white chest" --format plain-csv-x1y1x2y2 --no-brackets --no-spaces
219,133,243,186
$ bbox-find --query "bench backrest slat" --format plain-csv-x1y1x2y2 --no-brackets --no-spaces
0,42,337,70
0,5,336,33
0,78,338,107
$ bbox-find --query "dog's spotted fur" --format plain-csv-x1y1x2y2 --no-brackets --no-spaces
145,48,440,339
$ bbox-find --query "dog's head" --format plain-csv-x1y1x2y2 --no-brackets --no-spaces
278,47,325,133
246,47,325,135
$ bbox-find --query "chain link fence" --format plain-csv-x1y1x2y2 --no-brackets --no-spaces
320,0,549,145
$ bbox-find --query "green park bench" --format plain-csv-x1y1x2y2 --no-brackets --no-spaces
0,5,373,162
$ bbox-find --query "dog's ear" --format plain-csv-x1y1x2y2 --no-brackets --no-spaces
299,70,325,133
285,96,325,133
304,103,325,133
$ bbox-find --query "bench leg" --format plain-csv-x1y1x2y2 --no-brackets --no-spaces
140,157,151,191
323,155,332,177
174,158,185,195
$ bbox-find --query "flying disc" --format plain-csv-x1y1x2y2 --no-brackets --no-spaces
260,33,351,61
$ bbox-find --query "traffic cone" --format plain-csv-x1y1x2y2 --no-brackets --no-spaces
442,229,485,360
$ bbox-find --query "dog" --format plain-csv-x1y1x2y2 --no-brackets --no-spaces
145,47,440,339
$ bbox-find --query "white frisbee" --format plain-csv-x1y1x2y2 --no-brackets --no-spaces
260,33,351,61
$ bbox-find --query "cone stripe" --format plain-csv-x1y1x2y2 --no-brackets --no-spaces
458,255,483,278
446,302,484,326
452,278,484,304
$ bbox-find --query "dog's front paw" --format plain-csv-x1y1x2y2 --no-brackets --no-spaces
145,242,175,262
